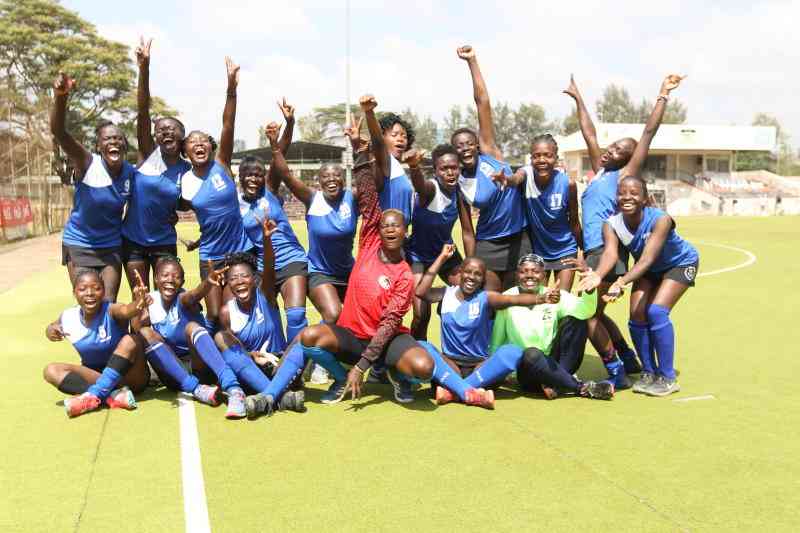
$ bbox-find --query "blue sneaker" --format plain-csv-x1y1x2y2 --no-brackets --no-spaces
320,380,346,404
366,361,389,384
604,358,631,390
386,367,414,404
618,346,642,374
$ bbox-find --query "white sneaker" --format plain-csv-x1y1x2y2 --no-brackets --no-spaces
310,363,330,385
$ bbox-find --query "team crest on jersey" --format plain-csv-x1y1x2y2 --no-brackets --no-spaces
468,301,481,320
684,266,697,281
211,174,226,191
97,325,110,342
255,307,264,324
479,161,495,178
542,307,554,322
549,193,562,210
339,202,352,219
258,198,268,211
167,307,180,325
377,275,391,290
122,179,131,196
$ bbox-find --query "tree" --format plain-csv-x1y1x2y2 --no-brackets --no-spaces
736,113,794,174
442,105,474,140
634,97,687,124
508,102,552,162
399,108,438,152
595,84,638,123
297,103,360,145
561,109,579,135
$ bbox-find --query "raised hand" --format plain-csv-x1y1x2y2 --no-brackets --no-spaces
544,279,561,304
206,260,229,287
575,269,601,294
46,322,68,342
343,115,367,152
225,56,240,89
53,72,76,97
456,45,475,61
264,121,281,147
135,36,153,67
490,169,509,190
261,218,278,239
660,74,685,94
132,270,150,310
359,94,377,113
277,97,295,122
563,74,579,100
602,280,625,303
560,256,589,272
439,243,456,260
401,148,424,169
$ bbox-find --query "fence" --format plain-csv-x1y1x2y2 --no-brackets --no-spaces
0,176,73,243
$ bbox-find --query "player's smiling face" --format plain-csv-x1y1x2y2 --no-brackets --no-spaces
226,264,256,305
185,132,214,168
452,132,478,169
383,124,408,158
96,125,127,168
531,141,557,179
459,259,485,296
516,262,545,293
599,138,634,170
74,273,105,315
155,262,185,302
318,165,344,201
240,167,266,200
154,118,185,157
617,177,646,215
379,211,406,251
435,154,460,192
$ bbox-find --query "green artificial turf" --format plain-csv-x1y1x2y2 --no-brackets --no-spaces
2,216,799,532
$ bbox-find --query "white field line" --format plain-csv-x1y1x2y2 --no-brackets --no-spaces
673,394,716,403
178,393,212,533
694,241,757,278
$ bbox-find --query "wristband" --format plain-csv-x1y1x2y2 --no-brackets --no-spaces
657,94,669,102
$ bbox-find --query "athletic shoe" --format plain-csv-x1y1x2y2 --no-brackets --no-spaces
225,388,247,419
245,393,275,419
540,384,558,400
320,380,347,404
435,386,455,405
277,390,306,413
64,392,101,418
644,376,681,397
309,364,330,385
192,384,221,406
386,367,414,404
632,372,656,394
105,387,137,410
618,347,642,374
366,363,389,384
580,381,615,400
465,388,495,410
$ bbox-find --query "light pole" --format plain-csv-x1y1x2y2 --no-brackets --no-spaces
344,0,353,190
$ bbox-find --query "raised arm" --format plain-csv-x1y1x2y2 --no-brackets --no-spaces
135,37,155,163
405,149,434,206
457,45,502,160
260,219,279,306
216,56,240,172
50,73,92,179
266,98,296,194
563,74,602,173
415,244,455,302
487,289,552,310
352,135,381,249
264,121,312,206
568,177,583,250
359,94,390,189
457,192,476,257
180,260,228,308
110,271,152,321
623,74,684,178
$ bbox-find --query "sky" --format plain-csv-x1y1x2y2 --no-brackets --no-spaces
63,0,800,151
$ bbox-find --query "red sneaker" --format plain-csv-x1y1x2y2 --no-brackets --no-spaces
435,386,455,405
105,386,137,410
465,388,495,410
64,393,101,418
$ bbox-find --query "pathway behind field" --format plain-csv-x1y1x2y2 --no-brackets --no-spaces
0,233,62,294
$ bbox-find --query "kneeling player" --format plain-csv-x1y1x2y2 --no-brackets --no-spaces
43,270,151,417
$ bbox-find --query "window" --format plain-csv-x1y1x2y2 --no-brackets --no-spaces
643,155,667,179
706,157,730,173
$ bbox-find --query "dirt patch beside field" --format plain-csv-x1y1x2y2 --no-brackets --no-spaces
0,233,62,293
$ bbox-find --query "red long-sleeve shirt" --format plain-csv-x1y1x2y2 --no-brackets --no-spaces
337,153,413,371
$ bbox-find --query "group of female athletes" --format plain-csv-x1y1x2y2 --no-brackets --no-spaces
42,41,700,419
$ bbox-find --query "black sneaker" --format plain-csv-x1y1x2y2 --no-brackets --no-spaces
580,381,614,400
245,393,275,419
277,390,306,413
366,363,389,384
386,367,414,404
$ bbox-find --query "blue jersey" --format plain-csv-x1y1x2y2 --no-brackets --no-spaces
181,161,252,261
522,167,577,260
60,301,127,370
306,190,357,276
63,155,133,249
227,289,287,353
406,179,459,264
458,153,526,241
581,168,620,252
606,207,699,273
239,190,307,272
379,155,414,226
122,148,190,247
439,287,493,360
148,289,205,357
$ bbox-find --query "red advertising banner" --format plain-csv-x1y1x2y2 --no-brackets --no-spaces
0,197,34,229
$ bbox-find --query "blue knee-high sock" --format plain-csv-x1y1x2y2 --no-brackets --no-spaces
301,344,347,382
191,328,240,392
145,341,199,393
464,344,523,389
286,307,308,343
222,345,271,393
647,305,676,379
263,343,305,399
629,319,656,374
87,354,131,399
419,341,470,401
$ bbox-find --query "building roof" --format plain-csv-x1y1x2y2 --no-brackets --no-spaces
557,123,777,153
233,141,345,164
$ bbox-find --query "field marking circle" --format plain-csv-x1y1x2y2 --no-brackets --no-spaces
693,241,757,278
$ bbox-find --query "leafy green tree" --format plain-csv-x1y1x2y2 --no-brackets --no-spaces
509,102,552,162
561,109,579,135
634,97,687,124
399,107,438,152
442,105,474,140
595,84,638,123
297,102,360,145
736,113,795,174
